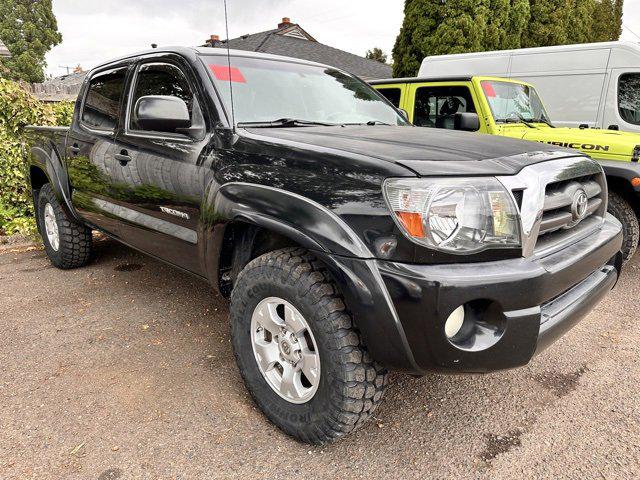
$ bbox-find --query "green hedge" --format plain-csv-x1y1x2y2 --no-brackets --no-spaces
0,79,74,236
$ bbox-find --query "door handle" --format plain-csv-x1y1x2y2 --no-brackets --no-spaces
115,150,132,166
69,144,80,155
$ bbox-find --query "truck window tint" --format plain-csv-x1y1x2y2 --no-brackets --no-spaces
619,73,640,126
377,88,401,107
130,63,196,131
413,86,476,129
82,68,127,130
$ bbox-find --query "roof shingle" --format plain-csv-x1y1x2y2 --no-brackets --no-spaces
211,25,392,81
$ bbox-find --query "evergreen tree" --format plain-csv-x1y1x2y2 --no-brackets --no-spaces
591,0,624,42
392,0,444,77
365,47,388,64
521,0,569,47
503,0,531,48
392,0,489,77
483,0,510,51
391,0,624,77
0,0,62,83
566,0,596,44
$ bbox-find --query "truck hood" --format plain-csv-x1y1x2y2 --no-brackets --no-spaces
506,124,640,162
243,125,581,176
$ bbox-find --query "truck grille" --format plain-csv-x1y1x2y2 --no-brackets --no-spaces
497,155,607,257
538,175,603,236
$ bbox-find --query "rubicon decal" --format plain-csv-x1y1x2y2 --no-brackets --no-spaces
541,141,610,152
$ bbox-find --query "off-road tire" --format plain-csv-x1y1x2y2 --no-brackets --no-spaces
230,247,388,444
608,190,639,263
36,183,93,269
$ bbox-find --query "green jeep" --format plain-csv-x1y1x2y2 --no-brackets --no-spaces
372,76,640,261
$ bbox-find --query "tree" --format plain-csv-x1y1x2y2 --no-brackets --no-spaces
391,0,624,78
0,0,62,83
392,0,489,77
365,47,388,64
565,0,596,44
591,0,624,42
503,0,531,49
392,0,443,77
521,0,569,48
483,0,510,51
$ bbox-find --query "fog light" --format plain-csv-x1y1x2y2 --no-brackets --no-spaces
445,305,465,338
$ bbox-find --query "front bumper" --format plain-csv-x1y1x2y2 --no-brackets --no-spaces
372,216,622,374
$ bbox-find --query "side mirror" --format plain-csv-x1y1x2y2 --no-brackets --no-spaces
398,108,410,122
454,112,480,132
134,95,191,133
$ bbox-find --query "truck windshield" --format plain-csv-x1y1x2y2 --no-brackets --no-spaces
481,80,551,125
201,55,407,127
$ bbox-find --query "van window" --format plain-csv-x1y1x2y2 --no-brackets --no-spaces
619,74,640,126
81,67,127,131
413,86,476,129
377,88,402,107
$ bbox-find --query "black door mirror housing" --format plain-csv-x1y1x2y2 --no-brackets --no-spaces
454,112,480,132
134,95,191,133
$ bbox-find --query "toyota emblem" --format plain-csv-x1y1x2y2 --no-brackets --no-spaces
571,189,589,221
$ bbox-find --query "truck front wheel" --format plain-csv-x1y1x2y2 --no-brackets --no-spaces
36,184,93,269
608,190,639,263
229,247,388,444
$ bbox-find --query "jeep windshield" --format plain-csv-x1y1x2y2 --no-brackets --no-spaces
482,80,551,125
202,55,408,127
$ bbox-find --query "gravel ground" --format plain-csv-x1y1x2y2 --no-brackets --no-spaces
1,238,638,479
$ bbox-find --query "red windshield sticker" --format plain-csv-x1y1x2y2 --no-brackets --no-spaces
482,82,496,98
209,65,246,83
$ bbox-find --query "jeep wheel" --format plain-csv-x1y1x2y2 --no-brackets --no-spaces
37,184,93,269
608,191,639,263
230,248,388,444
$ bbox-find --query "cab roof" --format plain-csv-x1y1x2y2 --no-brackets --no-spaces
369,76,472,85
369,75,534,87
89,46,335,75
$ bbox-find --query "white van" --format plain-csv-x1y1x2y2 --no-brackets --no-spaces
418,41,640,133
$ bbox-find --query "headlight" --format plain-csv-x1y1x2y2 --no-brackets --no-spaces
383,177,521,254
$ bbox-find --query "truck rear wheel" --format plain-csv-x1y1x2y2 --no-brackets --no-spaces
229,247,388,444
36,184,93,269
608,191,639,263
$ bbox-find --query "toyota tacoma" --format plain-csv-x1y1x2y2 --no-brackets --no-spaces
24,48,623,444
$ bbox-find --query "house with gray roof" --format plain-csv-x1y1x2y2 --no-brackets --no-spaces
203,17,392,81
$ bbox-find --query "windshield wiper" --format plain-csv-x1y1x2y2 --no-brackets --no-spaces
533,117,556,128
340,121,393,126
237,118,337,128
501,114,535,128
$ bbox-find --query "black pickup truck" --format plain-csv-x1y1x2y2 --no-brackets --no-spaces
25,47,623,444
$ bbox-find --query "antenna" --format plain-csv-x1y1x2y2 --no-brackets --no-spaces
223,0,236,131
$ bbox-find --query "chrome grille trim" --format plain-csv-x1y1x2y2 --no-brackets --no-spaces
497,156,607,258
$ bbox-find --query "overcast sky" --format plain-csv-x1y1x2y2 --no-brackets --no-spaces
45,0,640,77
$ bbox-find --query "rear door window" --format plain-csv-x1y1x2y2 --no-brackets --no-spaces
81,67,127,131
619,73,640,126
413,86,476,129
377,87,402,107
